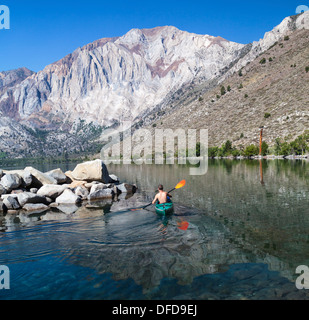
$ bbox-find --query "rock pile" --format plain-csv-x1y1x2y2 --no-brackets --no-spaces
0,159,137,214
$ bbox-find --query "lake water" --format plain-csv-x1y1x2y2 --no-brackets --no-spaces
0,159,309,300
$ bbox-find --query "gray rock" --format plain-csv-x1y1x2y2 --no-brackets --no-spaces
1,194,18,200
1,173,22,191
90,183,107,194
41,212,69,221
30,188,38,194
23,203,49,213
75,186,89,200
24,167,57,188
37,184,69,199
17,192,49,207
45,168,67,184
45,197,53,204
11,189,24,194
3,196,21,210
56,189,82,204
0,199,4,213
88,188,114,200
0,184,7,196
116,183,137,194
0,169,3,178
109,174,119,183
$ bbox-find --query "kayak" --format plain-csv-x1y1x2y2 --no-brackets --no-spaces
155,202,174,215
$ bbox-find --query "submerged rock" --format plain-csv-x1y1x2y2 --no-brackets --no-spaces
57,204,80,214
23,203,49,213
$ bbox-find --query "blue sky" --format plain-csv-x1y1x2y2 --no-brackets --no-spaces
0,0,305,72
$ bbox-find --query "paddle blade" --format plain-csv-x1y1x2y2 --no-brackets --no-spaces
175,180,186,189
177,221,189,231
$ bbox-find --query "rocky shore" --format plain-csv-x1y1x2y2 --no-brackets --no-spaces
0,159,137,215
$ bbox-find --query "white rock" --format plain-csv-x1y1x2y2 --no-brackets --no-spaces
71,159,112,183
56,189,82,204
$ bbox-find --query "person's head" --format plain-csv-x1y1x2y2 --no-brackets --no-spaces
158,184,164,191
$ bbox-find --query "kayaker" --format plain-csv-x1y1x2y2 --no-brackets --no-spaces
152,184,172,205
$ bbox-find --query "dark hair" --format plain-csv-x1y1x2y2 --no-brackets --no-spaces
158,184,163,190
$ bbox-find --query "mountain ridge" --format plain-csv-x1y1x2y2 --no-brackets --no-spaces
0,12,308,158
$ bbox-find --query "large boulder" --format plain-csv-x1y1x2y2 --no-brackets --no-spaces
0,174,22,191
56,189,82,204
45,169,67,184
37,184,69,199
17,192,49,207
71,160,112,183
24,167,57,187
88,188,114,201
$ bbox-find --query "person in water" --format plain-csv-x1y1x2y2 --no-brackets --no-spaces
152,184,172,205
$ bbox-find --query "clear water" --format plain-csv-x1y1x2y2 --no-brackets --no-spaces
0,159,309,300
